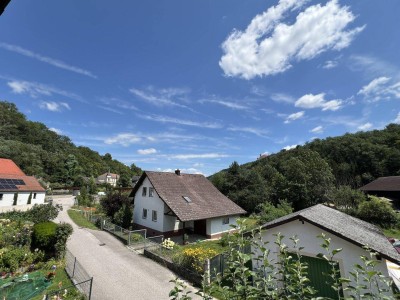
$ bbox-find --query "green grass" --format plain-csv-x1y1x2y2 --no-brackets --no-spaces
67,209,98,230
383,228,400,239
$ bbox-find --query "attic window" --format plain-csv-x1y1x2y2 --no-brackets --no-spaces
182,196,192,203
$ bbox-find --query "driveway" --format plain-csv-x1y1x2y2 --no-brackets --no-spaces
54,195,199,300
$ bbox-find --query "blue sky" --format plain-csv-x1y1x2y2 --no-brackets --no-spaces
1,0,400,176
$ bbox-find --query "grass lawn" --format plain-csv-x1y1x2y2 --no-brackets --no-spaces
383,228,400,239
67,209,98,230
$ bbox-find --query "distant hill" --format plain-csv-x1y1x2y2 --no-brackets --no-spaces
0,101,142,186
210,124,400,213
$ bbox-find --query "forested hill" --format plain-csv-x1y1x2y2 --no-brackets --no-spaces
0,101,142,186
210,124,400,213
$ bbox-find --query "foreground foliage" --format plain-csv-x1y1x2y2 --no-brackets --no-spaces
169,221,396,300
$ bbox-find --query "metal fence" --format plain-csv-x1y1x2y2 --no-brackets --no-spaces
63,249,93,299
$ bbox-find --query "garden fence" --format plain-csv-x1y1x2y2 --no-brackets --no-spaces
61,249,93,299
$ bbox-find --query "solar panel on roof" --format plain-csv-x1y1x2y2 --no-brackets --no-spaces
0,178,25,186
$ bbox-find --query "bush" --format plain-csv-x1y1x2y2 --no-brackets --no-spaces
258,200,293,223
55,223,73,259
32,222,58,255
0,204,59,224
357,196,398,228
173,247,217,273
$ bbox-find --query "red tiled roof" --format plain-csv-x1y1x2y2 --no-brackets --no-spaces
359,176,400,192
131,171,246,222
0,158,25,175
0,174,45,192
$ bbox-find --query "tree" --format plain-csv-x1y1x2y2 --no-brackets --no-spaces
357,196,398,228
258,200,293,223
114,204,133,228
100,191,131,222
327,186,366,214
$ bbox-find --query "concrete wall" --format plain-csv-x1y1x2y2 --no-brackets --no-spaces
0,191,45,208
252,220,391,297
133,177,164,232
207,215,241,238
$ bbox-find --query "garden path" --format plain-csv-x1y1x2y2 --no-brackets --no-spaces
54,195,201,300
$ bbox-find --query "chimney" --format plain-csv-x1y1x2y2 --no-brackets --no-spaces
175,169,181,176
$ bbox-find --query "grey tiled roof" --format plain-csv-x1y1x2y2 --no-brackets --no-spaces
360,176,400,191
132,171,246,222
261,204,400,264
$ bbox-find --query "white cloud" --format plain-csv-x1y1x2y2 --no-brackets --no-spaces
130,86,190,108
295,93,342,111
220,0,365,79
199,98,248,110
49,127,62,134
5,79,84,102
393,113,400,124
322,60,338,69
227,126,269,137
283,144,298,150
358,122,373,131
357,77,400,101
270,93,295,104
0,42,96,78
105,133,142,146
100,97,137,111
170,153,228,160
39,101,70,112
310,126,323,134
284,111,304,123
142,114,222,129
137,148,157,155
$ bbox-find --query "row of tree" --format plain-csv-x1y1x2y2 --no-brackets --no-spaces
0,101,142,187
210,124,400,213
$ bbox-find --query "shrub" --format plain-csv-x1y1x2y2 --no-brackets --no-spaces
32,222,58,255
174,247,217,273
130,233,144,242
258,200,293,223
357,196,398,228
162,238,176,250
55,223,73,259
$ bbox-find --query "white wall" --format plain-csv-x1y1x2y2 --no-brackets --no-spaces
252,220,391,297
133,177,164,232
0,191,45,207
207,215,241,236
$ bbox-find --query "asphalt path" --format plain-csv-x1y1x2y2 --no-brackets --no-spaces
54,195,200,300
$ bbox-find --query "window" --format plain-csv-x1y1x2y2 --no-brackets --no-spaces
152,210,157,222
222,217,229,225
142,187,147,197
149,187,155,197
142,208,148,219
0,194,3,200
33,193,37,199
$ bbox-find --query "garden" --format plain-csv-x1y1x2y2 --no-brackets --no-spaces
0,204,82,299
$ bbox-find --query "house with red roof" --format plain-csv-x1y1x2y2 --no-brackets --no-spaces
130,170,246,239
0,158,46,210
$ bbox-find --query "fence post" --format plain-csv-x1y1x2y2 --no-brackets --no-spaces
88,277,93,300
72,257,77,278
204,259,210,285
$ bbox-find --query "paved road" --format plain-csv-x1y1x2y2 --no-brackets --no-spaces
54,196,199,300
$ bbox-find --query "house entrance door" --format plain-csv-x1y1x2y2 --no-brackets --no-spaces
193,219,207,236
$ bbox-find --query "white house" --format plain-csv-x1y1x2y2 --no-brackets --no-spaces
253,204,400,298
130,170,246,239
0,158,46,211
96,172,119,187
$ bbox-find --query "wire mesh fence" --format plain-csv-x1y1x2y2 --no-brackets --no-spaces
63,249,93,299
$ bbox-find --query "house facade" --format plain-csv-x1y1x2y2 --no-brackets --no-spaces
130,170,246,238
96,172,119,187
253,204,400,298
0,158,46,211
360,176,400,200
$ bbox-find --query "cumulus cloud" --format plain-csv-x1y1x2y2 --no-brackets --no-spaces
283,144,298,150
39,101,70,112
220,0,365,79
357,77,400,101
105,133,141,146
0,42,97,78
358,122,373,131
394,113,400,124
295,93,342,111
284,111,304,123
137,148,157,155
310,125,323,134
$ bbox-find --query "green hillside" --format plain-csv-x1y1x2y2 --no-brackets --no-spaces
210,124,400,213
0,101,142,187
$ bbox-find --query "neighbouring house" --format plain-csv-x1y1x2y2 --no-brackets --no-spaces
253,204,400,298
130,170,246,239
0,158,46,210
96,172,119,187
360,176,400,200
